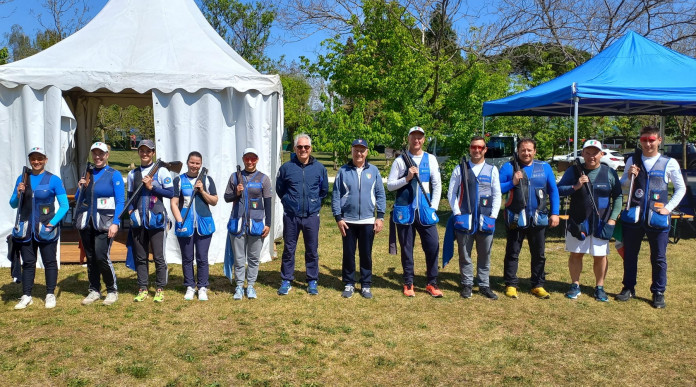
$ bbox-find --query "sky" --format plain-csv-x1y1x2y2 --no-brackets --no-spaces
0,0,328,64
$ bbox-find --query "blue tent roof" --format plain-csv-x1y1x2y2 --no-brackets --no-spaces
483,31,696,117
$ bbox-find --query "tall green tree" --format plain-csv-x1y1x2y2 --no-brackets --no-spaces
280,73,313,150
200,0,276,72
0,46,8,65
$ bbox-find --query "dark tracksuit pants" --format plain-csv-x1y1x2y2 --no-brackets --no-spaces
281,213,320,282
132,227,168,289
79,225,117,293
622,225,669,293
177,232,211,288
342,223,374,286
504,225,547,288
396,211,439,286
19,239,58,296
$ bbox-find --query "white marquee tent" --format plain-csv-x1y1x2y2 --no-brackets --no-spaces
0,0,284,267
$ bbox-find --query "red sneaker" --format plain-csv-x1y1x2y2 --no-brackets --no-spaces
425,284,443,298
403,284,415,297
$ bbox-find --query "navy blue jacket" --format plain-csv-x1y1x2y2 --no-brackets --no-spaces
276,154,329,217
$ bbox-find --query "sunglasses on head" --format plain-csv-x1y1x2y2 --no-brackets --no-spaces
469,145,485,151
640,136,658,142
296,145,311,150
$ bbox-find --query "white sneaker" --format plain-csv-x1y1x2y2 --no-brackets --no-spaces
184,286,196,301
45,294,56,309
103,292,119,305
82,290,101,305
198,287,208,301
14,295,33,310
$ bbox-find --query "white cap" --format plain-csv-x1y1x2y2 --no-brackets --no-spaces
408,126,425,135
583,139,603,151
243,147,259,157
90,142,109,152
28,146,46,157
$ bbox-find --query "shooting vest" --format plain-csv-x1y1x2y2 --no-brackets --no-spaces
176,174,215,236
13,172,59,243
229,171,268,236
624,155,670,230
131,167,167,230
505,161,548,226
567,164,613,236
393,152,436,225
74,166,118,232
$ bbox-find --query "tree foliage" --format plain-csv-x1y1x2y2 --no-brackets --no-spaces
96,105,155,150
200,0,276,72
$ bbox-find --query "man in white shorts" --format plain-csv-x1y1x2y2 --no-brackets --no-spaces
557,140,623,301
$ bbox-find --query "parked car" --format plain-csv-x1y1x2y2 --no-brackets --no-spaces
663,143,696,169
552,149,625,170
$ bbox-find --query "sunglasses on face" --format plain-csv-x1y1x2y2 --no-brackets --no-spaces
296,145,311,150
640,136,658,143
469,145,485,151
243,155,258,162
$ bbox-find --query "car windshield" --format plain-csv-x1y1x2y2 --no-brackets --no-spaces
487,137,515,158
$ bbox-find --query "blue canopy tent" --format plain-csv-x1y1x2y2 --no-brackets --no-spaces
482,31,696,156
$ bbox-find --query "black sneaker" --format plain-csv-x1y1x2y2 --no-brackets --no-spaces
615,288,635,301
460,285,473,299
652,292,665,309
479,286,499,300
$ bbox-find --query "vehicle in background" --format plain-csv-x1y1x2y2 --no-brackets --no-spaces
663,143,696,169
426,136,454,164
552,149,625,170
486,135,519,168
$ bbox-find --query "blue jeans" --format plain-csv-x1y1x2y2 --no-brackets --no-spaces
622,225,668,293
281,213,320,281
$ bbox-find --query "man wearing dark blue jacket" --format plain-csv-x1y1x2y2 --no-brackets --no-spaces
332,139,387,299
276,133,329,295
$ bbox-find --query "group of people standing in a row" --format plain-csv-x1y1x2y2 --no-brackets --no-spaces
8,125,685,310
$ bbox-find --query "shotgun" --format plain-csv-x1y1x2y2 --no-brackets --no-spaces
180,167,208,223
118,158,183,220
574,158,600,217
73,162,94,210
13,166,30,233
460,156,472,215
400,147,432,207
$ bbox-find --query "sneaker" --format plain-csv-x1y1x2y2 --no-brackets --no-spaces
504,286,518,299
278,280,292,295
594,286,609,302
615,287,635,301
246,285,257,299
565,283,581,299
531,287,551,299
81,290,101,305
233,286,244,300
103,292,118,305
14,295,33,310
134,289,148,302
45,294,56,309
198,287,208,301
342,285,354,298
652,291,665,309
479,286,499,300
460,285,473,299
425,283,443,298
361,287,373,299
153,288,164,303
403,284,415,297
184,286,196,301
307,280,319,295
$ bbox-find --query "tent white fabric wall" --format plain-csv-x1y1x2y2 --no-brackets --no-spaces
153,89,284,264
0,85,77,267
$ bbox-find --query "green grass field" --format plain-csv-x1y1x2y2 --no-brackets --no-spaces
1,204,695,386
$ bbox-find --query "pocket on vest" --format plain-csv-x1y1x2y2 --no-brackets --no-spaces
479,215,496,234
453,213,473,232
392,205,414,225
418,206,439,226
37,223,59,242
620,207,640,224
227,217,244,235
647,208,669,229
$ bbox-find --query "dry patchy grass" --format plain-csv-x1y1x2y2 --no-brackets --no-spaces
1,204,696,386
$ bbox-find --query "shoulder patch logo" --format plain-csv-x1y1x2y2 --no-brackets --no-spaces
164,177,172,185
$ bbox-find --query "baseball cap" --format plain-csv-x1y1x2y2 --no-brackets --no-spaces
138,139,156,150
28,146,46,157
90,142,109,152
352,139,369,148
243,147,259,157
583,139,603,151
408,126,425,135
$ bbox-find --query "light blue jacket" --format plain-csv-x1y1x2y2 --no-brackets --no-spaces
332,161,386,222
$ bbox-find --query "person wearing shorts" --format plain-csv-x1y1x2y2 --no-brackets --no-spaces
557,139,622,301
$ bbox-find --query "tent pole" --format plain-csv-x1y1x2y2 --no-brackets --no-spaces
660,116,666,152
482,116,485,137
573,95,579,157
